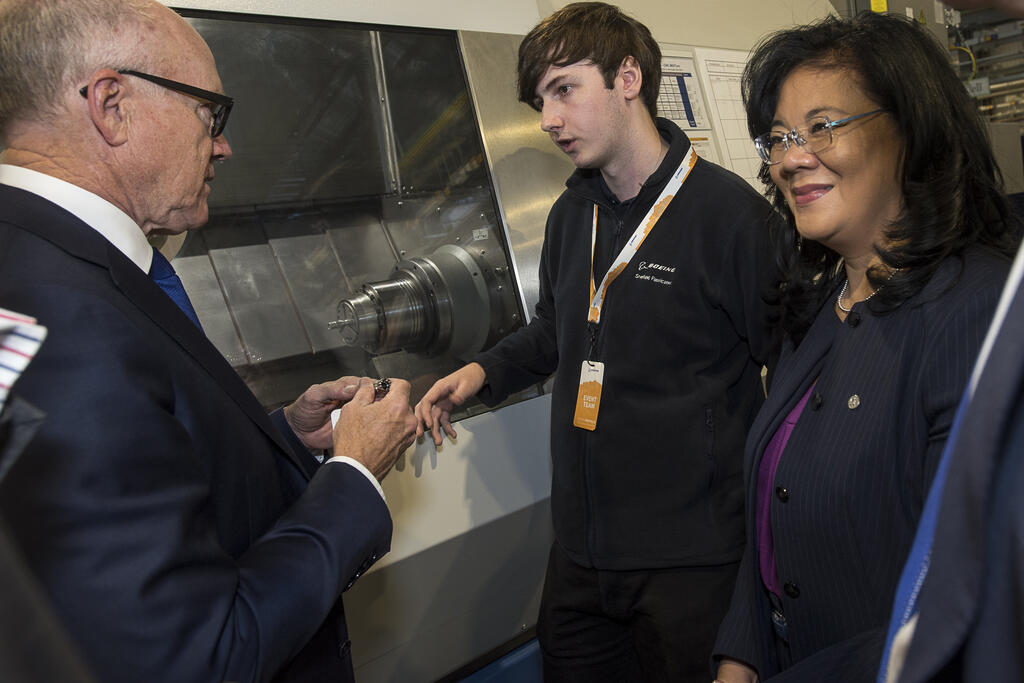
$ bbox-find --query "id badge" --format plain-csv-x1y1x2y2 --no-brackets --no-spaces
573,361,604,431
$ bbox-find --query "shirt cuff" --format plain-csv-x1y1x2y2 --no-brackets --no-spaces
325,456,386,502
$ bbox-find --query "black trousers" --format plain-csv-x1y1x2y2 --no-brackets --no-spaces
537,542,740,683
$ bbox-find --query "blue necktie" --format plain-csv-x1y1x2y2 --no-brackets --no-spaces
149,247,203,330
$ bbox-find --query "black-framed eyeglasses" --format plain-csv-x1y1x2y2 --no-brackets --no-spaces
79,69,233,138
753,108,887,165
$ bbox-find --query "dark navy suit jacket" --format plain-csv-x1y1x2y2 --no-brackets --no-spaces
896,250,1024,682
0,184,391,683
713,247,1009,682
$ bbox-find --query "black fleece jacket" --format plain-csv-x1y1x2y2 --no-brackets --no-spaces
474,118,782,569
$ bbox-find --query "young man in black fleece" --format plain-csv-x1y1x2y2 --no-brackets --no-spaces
416,3,782,681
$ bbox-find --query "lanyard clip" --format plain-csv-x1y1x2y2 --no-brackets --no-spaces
586,321,599,361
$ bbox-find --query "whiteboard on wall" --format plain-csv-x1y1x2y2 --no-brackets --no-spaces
692,46,764,191
657,48,722,167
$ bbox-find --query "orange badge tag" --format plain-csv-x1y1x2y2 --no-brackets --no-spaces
573,361,604,431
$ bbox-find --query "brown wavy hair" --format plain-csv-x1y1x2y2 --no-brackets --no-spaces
517,2,661,116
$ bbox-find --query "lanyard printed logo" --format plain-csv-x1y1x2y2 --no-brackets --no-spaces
587,146,697,324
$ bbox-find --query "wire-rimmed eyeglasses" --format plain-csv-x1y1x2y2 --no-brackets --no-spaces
753,108,887,165
79,69,233,138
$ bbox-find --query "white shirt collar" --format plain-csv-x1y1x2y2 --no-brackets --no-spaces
0,164,153,272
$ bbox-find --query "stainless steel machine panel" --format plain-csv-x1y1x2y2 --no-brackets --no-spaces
176,12,535,413
325,210,395,291
380,31,491,195
457,31,576,323
170,11,563,683
212,244,310,363
188,16,390,206
266,232,346,354
173,254,247,366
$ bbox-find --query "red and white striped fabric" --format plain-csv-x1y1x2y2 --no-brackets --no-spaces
0,308,47,413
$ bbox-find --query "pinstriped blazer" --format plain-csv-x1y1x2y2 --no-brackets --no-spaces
713,245,1010,682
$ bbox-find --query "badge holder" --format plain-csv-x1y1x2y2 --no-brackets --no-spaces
573,360,604,431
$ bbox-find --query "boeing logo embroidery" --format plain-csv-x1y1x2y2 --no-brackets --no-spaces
635,261,675,285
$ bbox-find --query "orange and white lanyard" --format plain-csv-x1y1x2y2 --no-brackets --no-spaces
587,145,697,324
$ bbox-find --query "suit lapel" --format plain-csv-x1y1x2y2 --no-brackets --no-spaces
747,300,839,482
1,186,313,479
107,247,313,473
903,266,1024,681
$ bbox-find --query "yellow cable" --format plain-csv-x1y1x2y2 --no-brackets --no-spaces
953,45,977,80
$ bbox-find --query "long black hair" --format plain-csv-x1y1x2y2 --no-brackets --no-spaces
743,11,1019,342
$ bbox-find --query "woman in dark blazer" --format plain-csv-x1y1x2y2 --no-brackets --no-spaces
712,12,1019,682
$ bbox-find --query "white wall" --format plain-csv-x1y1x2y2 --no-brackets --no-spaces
168,0,542,33
169,0,835,48
544,0,836,50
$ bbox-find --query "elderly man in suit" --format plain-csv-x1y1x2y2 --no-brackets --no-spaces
0,1,417,682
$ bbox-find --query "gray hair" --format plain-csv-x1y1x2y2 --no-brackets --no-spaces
0,0,158,143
